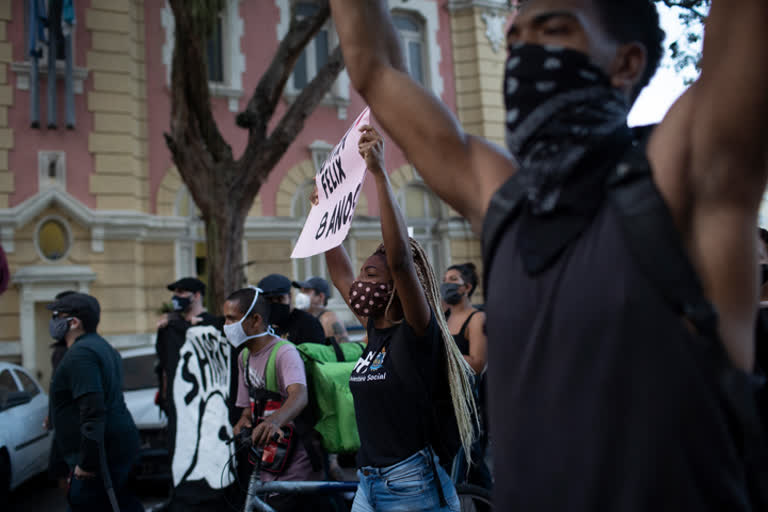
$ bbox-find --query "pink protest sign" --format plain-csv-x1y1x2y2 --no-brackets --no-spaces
291,107,371,259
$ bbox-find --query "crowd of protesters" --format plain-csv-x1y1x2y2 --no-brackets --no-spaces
7,0,768,510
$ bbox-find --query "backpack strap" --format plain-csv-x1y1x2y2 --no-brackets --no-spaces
606,127,720,343
264,340,292,394
607,129,768,507
481,177,525,294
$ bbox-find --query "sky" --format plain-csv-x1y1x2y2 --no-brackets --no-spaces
628,4,702,126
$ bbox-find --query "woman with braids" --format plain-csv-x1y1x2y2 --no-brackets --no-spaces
442,264,491,506
319,125,476,511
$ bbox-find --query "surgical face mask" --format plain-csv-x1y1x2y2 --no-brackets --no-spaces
294,292,311,311
49,316,71,342
440,282,464,306
171,294,192,312
223,287,274,349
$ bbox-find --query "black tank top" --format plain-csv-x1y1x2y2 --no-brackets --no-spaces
484,202,752,511
349,311,437,467
451,310,479,355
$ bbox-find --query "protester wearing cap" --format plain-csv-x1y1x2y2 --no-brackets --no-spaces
155,277,218,411
47,292,142,511
257,274,325,345
293,276,350,344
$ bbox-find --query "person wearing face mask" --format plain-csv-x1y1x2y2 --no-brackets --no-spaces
441,264,491,508
322,126,476,511
155,277,218,413
257,273,325,346
292,276,351,345
441,264,486,376
328,0,768,509
46,292,142,512
225,287,315,512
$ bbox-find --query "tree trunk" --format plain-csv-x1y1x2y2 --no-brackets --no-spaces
204,202,247,314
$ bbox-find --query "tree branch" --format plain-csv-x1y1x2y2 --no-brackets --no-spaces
167,0,232,170
239,46,345,198
236,0,331,139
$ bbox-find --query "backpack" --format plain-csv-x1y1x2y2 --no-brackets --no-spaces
296,340,365,453
242,338,365,454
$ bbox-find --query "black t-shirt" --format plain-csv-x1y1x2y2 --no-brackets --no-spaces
349,311,436,468
280,308,325,345
50,332,139,468
156,312,223,381
484,202,752,511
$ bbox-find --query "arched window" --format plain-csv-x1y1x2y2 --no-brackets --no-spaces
392,11,428,86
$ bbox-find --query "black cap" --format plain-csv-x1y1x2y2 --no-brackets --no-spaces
46,292,101,332
257,274,292,297
292,276,331,298
167,277,206,295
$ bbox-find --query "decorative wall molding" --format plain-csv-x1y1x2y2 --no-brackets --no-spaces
481,10,507,53
446,0,511,12
11,61,89,94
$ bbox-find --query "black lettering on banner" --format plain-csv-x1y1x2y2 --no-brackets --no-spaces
315,212,329,240
321,168,330,199
181,352,199,405
342,191,352,224
334,157,346,184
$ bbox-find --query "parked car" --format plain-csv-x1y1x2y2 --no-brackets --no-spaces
121,346,170,482
0,362,53,498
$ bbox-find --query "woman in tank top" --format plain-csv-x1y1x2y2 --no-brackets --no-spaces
442,264,492,504
442,263,487,374
319,126,476,512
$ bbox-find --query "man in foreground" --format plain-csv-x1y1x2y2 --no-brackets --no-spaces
47,292,142,511
225,287,314,511
329,0,768,509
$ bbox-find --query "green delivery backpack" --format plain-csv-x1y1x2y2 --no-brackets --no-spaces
242,339,364,454
297,341,365,454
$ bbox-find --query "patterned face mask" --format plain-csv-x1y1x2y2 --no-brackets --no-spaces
349,280,392,316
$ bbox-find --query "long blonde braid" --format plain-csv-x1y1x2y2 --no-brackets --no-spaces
381,238,479,465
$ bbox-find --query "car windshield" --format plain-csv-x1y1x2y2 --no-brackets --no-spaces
122,354,158,391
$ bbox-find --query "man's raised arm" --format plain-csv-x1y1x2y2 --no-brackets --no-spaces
329,0,515,232
649,0,768,370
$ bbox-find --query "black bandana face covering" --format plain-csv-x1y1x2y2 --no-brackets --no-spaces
501,43,634,275
504,43,630,214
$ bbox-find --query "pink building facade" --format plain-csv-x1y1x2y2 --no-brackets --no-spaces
0,0,510,386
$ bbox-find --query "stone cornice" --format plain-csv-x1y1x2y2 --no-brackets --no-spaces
446,0,513,13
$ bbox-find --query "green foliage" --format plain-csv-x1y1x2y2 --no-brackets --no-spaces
659,0,709,83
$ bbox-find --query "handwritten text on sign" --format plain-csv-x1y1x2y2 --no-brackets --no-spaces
291,108,371,259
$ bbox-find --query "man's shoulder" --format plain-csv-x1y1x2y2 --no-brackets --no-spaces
72,332,109,351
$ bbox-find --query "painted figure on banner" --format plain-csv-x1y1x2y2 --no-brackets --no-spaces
170,324,235,510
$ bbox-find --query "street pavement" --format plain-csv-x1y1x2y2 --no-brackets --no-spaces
7,473,169,512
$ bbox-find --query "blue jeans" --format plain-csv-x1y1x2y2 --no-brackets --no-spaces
352,448,460,512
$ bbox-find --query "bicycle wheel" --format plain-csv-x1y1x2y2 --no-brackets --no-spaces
456,483,493,512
